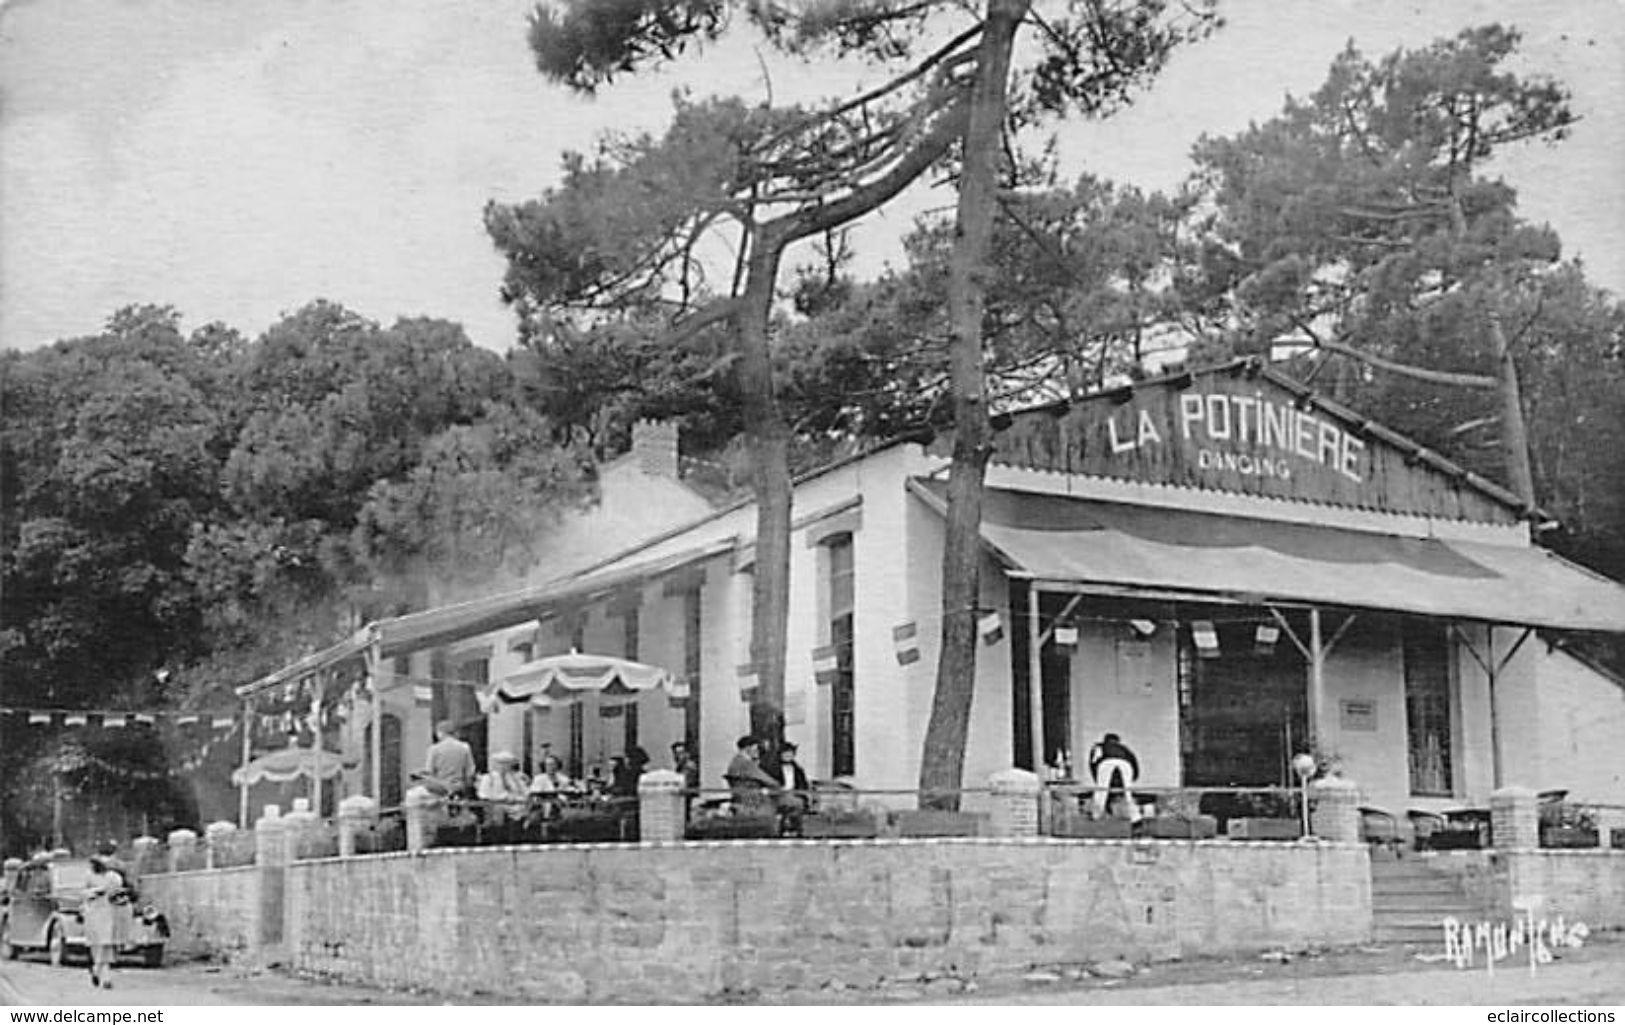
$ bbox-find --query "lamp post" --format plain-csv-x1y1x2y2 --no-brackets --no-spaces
1292,752,1317,838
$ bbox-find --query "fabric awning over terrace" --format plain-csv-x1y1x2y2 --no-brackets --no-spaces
236,536,737,697
909,478,1625,633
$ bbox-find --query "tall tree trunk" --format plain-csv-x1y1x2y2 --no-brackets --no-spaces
737,235,791,748
1488,306,1536,509
918,0,1030,810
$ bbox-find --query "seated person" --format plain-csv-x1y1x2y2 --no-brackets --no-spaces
670,741,701,793
724,735,782,815
768,741,813,835
475,751,530,829
609,755,639,798
527,754,581,822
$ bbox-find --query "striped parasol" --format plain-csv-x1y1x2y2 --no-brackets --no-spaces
231,745,349,786
483,652,687,710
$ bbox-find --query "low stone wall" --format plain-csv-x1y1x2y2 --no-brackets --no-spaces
1503,851,1625,928
142,865,260,962
144,838,1371,1001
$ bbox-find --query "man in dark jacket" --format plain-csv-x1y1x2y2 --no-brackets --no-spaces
1088,732,1141,821
767,741,813,834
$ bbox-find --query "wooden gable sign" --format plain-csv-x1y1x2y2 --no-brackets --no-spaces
988,361,1520,524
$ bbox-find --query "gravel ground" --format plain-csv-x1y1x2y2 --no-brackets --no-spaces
5,932,1622,1005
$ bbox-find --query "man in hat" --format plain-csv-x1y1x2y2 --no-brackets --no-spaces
476,750,530,840
724,735,782,813
767,740,813,835
670,740,700,793
1088,732,1142,822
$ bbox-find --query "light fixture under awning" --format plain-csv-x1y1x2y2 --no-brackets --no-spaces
908,478,1625,634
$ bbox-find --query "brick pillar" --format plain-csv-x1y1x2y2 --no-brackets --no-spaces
988,768,1042,838
167,828,198,872
253,808,289,956
283,801,318,862
203,821,237,869
254,810,287,866
404,786,441,853
1309,776,1360,843
638,769,686,844
1491,786,1539,851
131,836,160,876
338,795,379,857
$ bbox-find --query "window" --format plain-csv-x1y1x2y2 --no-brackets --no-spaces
828,534,856,777
1405,621,1454,797
623,604,640,660
569,703,585,779
455,658,489,767
362,713,403,808
1177,617,1308,787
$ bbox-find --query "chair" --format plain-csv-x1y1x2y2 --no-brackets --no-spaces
1359,806,1402,855
1407,809,1446,851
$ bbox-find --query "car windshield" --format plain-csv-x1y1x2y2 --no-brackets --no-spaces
51,862,90,890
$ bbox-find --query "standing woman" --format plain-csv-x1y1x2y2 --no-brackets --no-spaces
82,856,127,989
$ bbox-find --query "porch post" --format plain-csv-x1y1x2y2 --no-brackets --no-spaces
1487,630,1504,790
311,674,324,817
1026,585,1044,772
368,632,383,803
1308,607,1325,747
239,697,254,829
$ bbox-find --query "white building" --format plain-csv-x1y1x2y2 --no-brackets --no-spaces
239,360,1625,823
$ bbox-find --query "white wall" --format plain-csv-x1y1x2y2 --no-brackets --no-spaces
1067,622,1180,790
1534,647,1625,807
1318,617,1409,816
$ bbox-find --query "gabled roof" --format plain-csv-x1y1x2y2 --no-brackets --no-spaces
976,357,1545,524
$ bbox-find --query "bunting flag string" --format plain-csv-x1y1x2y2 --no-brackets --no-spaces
0,705,240,727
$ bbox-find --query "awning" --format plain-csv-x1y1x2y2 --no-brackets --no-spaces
909,479,1625,634
374,536,735,658
237,536,736,697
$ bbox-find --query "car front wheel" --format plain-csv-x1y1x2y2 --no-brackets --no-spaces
0,917,16,960
47,924,65,967
140,945,163,968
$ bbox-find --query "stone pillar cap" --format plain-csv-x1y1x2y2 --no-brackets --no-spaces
1309,775,1359,792
167,828,198,842
1491,785,1539,799
988,767,1042,789
404,785,442,806
204,820,238,834
638,768,684,791
339,795,379,815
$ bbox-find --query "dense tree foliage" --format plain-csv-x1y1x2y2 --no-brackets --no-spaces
1,303,590,852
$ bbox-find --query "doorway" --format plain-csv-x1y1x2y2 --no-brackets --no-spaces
1177,618,1308,788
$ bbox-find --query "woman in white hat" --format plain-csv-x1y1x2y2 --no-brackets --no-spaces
476,750,530,840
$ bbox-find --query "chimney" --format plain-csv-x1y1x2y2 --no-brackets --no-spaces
631,419,680,478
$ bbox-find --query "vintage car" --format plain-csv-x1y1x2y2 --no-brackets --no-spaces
0,857,168,967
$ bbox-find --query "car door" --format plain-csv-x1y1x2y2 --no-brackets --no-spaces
11,867,48,947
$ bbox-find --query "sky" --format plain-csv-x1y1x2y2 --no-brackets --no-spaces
1,0,1621,354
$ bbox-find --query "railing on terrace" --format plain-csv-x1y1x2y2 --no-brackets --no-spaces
1539,799,1625,850
1044,782,1314,841
83,784,1625,865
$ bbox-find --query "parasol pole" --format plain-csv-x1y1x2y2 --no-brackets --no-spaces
239,697,254,828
